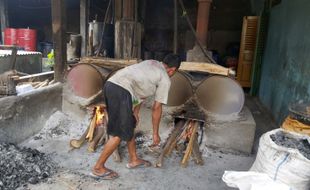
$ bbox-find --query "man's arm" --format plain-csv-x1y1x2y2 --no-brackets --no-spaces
152,101,162,145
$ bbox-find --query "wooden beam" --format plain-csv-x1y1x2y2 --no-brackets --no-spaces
80,0,89,57
123,0,134,21
79,57,232,76
51,0,67,82
0,0,9,41
180,62,230,76
114,0,122,21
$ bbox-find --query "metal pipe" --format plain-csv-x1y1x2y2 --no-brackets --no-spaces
195,75,244,115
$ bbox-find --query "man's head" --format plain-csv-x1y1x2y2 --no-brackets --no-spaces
162,54,181,77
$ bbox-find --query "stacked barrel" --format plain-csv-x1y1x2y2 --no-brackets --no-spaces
4,28,37,51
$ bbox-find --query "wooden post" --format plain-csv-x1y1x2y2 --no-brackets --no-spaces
196,0,212,47
123,0,134,21
0,0,9,41
114,0,122,21
80,0,89,57
173,0,178,54
51,0,67,82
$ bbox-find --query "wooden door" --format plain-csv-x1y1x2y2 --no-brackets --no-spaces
237,16,259,87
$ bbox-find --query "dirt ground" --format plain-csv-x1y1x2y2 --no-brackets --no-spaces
19,96,275,190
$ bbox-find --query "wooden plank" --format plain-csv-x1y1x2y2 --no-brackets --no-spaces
0,0,9,40
80,57,230,76
180,62,230,76
80,57,138,69
80,0,89,57
52,0,67,82
114,21,141,59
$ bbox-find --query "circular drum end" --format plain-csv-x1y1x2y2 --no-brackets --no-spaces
195,76,244,115
166,71,193,107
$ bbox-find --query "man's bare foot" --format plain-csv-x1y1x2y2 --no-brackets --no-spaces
92,167,119,180
126,159,151,169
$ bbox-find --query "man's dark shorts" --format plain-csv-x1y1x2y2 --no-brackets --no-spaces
104,81,136,141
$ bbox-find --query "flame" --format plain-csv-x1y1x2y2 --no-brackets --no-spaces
95,106,105,125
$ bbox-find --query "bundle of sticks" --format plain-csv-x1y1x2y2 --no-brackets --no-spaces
69,104,121,162
155,119,204,168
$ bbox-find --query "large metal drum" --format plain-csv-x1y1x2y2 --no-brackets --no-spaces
195,75,244,115
66,64,111,98
166,71,193,106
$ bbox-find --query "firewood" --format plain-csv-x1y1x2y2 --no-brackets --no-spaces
155,120,186,168
48,79,55,85
86,115,97,141
87,124,106,152
70,124,91,149
165,138,178,157
34,79,49,88
192,132,204,165
181,122,198,168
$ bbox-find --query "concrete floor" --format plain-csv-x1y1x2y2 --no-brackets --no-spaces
20,95,277,190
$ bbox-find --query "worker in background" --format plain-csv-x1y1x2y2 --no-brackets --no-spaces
92,54,181,179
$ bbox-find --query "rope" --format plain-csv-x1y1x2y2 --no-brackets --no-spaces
273,153,290,181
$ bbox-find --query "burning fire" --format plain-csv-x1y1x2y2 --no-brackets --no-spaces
95,106,105,125
86,105,105,142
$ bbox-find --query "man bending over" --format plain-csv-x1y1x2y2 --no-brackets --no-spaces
92,54,181,179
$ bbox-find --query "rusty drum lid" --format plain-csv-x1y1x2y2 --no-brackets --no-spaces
66,64,110,98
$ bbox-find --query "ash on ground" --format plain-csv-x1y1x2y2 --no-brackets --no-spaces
270,131,310,160
0,143,57,190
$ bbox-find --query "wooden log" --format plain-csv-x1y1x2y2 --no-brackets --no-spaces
155,120,186,168
192,131,204,165
80,57,139,69
181,121,198,168
86,115,97,141
88,124,106,152
70,124,90,149
48,79,55,85
180,62,230,76
165,138,178,157
80,57,231,76
34,79,49,89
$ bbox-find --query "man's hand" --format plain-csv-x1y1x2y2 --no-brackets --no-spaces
153,133,161,145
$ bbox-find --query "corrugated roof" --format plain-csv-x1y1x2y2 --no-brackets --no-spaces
0,50,41,58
